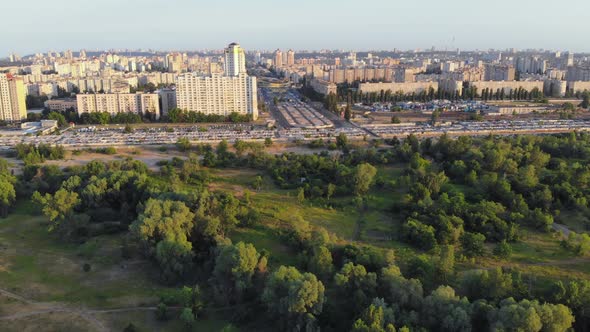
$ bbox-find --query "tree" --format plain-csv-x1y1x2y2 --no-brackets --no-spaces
180,307,196,328
264,137,273,147
391,116,401,124
32,189,80,232
353,163,377,196
155,240,194,284
460,268,513,301
308,246,334,280
351,302,396,332
335,263,377,313
580,91,590,109
130,199,194,254
156,302,168,321
176,137,191,152
0,178,16,217
297,187,305,204
336,133,348,149
380,265,424,311
212,242,261,304
421,286,472,331
252,175,263,191
326,183,336,201
344,104,352,121
48,111,67,127
262,266,325,331
461,232,486,257
494,299,543,332
402,219,437,250
494,240,513,259
435,245,455,284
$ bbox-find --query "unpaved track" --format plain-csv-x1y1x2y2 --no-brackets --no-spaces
0,287,160,332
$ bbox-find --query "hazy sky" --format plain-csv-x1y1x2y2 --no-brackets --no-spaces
2,0,589,56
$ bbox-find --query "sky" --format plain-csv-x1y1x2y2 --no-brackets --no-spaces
2,0,590,56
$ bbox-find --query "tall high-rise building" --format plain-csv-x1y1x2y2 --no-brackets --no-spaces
0,74,27,122
274,49,283,68
224,42,246,77
287,49,295,66
80,49,87,59
176,73,258,120
254,52,262,64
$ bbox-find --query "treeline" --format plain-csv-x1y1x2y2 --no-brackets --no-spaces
14,143,65,166
316,82,550,105
166,108,252,124
28,108,253,127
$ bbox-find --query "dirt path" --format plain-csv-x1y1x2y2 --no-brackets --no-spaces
552,223,572,237
0,287,162,332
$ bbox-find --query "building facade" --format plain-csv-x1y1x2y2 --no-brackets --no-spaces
224,43,246,77
0,74,27,122
76,93,160,119
274,49,283,68
176,73,258,120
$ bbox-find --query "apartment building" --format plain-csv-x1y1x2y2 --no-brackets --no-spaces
76,93,160,119
224,43,246,77
0,74,27,122
176,73,258,120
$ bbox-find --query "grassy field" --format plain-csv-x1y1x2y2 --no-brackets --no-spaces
0,201,231,331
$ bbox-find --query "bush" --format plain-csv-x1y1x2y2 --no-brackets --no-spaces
83,263,91,272
156,302,168,321
493,240,512,259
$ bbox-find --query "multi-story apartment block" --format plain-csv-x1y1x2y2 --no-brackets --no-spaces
274,49,283,68
76,93,160,119
176,73,257,120
484,64,516,81
158,88,177,117
286,50,295,66
224,43,246,77
0,74,27,122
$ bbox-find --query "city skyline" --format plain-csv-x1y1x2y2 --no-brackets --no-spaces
3,0,590,57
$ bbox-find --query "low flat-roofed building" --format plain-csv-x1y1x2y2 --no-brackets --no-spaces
45,98,78,112
310,78,337,96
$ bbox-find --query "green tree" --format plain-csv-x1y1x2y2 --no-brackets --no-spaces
493,240,513,259
336,133,348,149
353,163,377,196
176,137,191,152
32,189,80,232
421,286,472,331
262,265,325,331
297,187,305,204
461,232,486,257
48,111,67,127
326,183,336,200
308,246,334,280
213,242,261,304
344,104,352,121
351,302,396,332
435,245,455,284
130,199,194,254
180,307,196,328
155,240,194,284
0,178,16,217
